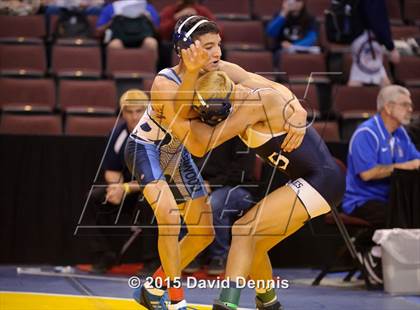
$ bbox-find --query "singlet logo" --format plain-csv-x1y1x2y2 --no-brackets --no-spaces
292,179,304,189
268,152,289,170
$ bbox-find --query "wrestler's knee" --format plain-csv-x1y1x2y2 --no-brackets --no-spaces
144,181,179,224
187,222,215,248
231,221,256,247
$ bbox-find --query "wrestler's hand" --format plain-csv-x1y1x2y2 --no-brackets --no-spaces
181,40,209,72
282,109,307,152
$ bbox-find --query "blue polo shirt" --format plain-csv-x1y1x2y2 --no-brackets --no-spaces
343,114,420,214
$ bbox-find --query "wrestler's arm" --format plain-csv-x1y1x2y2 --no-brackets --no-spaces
220,61,304,110
151,76,209,155
166,96,261,157
151,61,239,157
220,61,307,152
190,91,289,155
187,103,261,157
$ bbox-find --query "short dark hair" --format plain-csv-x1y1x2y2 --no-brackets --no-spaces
174,15,219,41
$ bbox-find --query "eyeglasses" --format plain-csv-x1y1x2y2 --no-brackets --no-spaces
390,101,414,109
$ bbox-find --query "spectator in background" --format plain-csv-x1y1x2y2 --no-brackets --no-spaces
159,0,215,42
157,0,215,69
0,0,41,15
84,89,159,274
184,137,257,276
343,85,420,284
348,0,400,86
96,0,159,50
42,0,104,40
266,0,318,57
43,0,104,16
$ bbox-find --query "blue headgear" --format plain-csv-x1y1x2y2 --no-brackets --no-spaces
194,82,233,126
173,15,209,55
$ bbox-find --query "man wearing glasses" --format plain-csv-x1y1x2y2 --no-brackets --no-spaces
343,85,420,285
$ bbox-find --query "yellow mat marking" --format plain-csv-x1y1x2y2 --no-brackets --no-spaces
0,292,211,310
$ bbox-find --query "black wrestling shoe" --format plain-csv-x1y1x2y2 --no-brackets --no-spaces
90,251,116,274
255,296,284,310
207,256,226,276
183,258,201,274
212,299,235,310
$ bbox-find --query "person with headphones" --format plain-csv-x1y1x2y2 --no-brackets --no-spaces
164,53,345,310
125,15,308,310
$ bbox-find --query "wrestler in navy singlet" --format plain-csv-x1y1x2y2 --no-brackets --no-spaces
124,68,207,202
241,125,345,209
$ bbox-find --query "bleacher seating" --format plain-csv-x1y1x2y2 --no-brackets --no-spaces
0,78,55,112
289,83,321,118
0,1,415,141
217,20,265,50
251,0,281,21
0,15,45,44
386,0,404,25
51,45,102,78
404,0,420,25
391,25,420,39
312,121,341,142
306,0,330,21
394,56,420,86
333,85,379,118
106,47,157,79
0,114,62,135
59,80,117,113
225,50,274,78
279,53,328,83
0,44,47,77
65,115,117,136
203,0,251,20
333,85,380,141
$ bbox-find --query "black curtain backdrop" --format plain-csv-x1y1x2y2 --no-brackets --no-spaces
0,135,107,265
388,169,420,228
0,135,349,267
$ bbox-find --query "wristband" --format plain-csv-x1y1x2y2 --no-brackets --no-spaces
123,182,131,194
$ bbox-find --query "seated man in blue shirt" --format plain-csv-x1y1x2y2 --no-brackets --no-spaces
343,85,420,284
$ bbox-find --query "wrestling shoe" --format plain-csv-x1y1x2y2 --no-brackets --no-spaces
357,250,383,285
207,256,226,276
255,296,284,310
183,259,201,274
133,283,168,310
362,251,383,285
212,299,236,310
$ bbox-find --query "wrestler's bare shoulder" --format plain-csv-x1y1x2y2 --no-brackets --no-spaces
152,75,179,92
218,60,244,73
